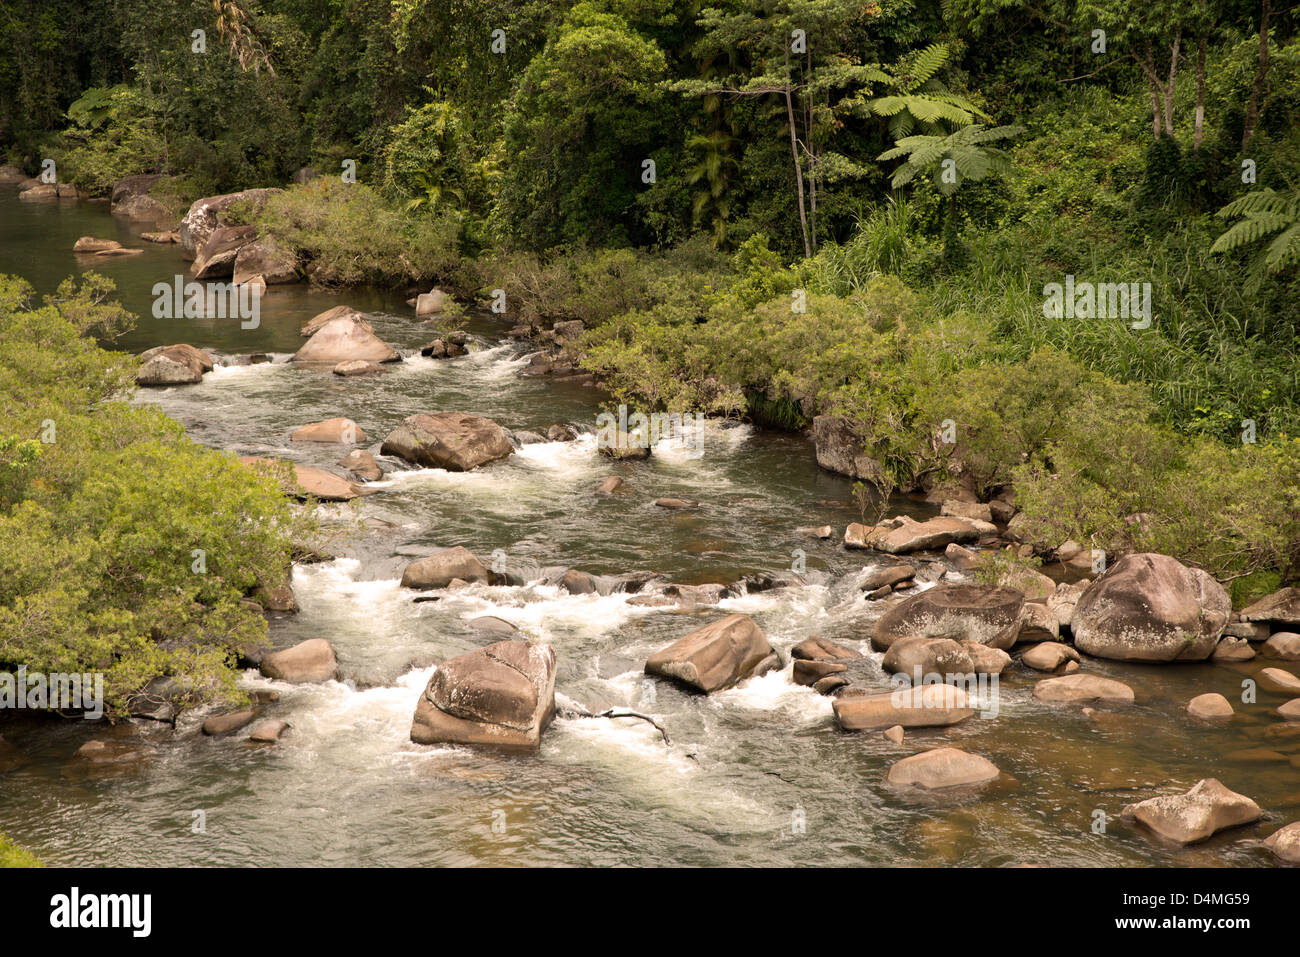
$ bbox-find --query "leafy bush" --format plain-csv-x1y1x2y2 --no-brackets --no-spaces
0,274,312,717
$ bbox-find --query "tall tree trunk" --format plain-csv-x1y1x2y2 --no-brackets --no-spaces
806,46,817,253
1163,26,1181,135
1194,34,1206,148
783,81,811,258
1243,0,1272,149
1142,41,1163,137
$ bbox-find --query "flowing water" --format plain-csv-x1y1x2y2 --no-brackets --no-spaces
0,191,1296,867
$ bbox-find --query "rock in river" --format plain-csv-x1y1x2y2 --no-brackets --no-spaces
293,313,399,364
1070,553,1230,662
401,545,491,589
1121,778,1261,845
645,613,779,693
887,747,1000,789
1032,673,1135,706
260,638,339,683
381,412,514,471
410,640,557,751
833,685,974,731
872,583,1025,651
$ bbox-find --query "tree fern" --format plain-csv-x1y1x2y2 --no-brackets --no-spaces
1211,188,1300,276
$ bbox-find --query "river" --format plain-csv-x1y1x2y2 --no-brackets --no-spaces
0,190,1294,866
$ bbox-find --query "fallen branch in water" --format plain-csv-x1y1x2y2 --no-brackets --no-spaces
558,702,671,745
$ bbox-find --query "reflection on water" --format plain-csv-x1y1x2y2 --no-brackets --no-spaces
0,191,1295,867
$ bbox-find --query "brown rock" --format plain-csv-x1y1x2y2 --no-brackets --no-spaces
192,224,257,279
1033,673,1135,706
882,637,973,678
381,412,514,471
596,476,624,495
1186,692,1234,720
1020,642,1079,673
645,614,779,693
1238,587,1300,629
1212,637,1256,662
248,719,289,743
1259,667,1300,695
860,564,915,591
790,637,861,662
872,583,1025,651
887,747,1000,789
293,314,399,364
401,546,491,590
333,360,385,376
832,685,974,732
338,449,381,481
1263,822,1300,864
202,710,259,736
290,417,367,444
1262,632,1300,660
260,639,339,683
1070,553,1230,662
1121,779,1261,844
410,640,557,751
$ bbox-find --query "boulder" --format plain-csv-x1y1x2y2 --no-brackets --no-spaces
598,436,651,461
141,231,180,244
192,224,258,280
790,637,861,662
415,289,448,315
887,747,1000,789
302,305,370,338
654,497,698,509
233,239,297,285
1261,632,1300,660
401,546,491,590
1238,587,1300,629
558,569,597,595
259,639,339,683
596,476,624,495
1070,553,1230,662
944,543,977,571
812,415,878,479
1259,667,1300,695
290,417,366,444
863,515,981,554
881,637,973,679
113,192,171,221
799,525,834,539
833,685,974,732
420,338,468,359
293,314,399,364
333,360,385,377
202,710,259,736
961,641,1012,675
110,174,163,208
883,725,905,744
248,719,289,743
1211,637,1255,662
1033,674,1135,706
1046,580,1089,631
1279,699,1300,720
793,659,847,686
0,165,26,183
338,449,381,481
381,412,514,471
179,188,281,259
136,343,214,386
1020,642,1079,673
1017,603,1060,643
73,236,123,253
860,564,915,591
872,583,1025,651
237,456,360,501
1121,779,1261,845
410,640,557,751
1187,693,1234,720
644,614,779,693
1263,822,1300,864
552,319,585,343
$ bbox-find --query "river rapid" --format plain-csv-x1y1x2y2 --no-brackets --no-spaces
0,191,1295,867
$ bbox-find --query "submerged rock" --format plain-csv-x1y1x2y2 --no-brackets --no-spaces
202,710,259,736
248,719,289,743
1121,779,1260,845
887,747,1000,789
1070,553,1229,662
1263,822,1300,864
833,685,974,731
645,614,779,693
410,640,557,751
1033,674,1134,706
290,417,367,444
338,448,382,481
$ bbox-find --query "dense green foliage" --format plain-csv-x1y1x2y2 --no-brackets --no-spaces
0,830,41,867
0,274,310,717
1,1,1298,592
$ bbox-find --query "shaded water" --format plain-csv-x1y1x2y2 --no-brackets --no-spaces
0,191,1296,867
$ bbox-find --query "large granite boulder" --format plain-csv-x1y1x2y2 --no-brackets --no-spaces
645,614,779,693
179,188,281,260
192,225,259,280
136,344,214,386
380,412,514,471
401,546,491,589
410,640,557,751
872,583,1025,651
292,314,399,364
1121,779,1261,845
1070,553,1230,662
